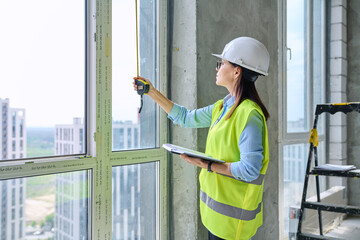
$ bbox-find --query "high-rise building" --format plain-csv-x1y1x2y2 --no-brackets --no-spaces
112,120,157,240
54,118,147,239
54,118,88,239
0,98,26,240
0,98,26,160
112,120,140,151
55,117,85,156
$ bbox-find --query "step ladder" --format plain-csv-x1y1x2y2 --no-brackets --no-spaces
296,103,360,240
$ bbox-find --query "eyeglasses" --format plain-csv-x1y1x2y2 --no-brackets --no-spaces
216,61,224,70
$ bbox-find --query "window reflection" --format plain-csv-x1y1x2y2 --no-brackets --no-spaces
112,162,157,240
0,171,89,239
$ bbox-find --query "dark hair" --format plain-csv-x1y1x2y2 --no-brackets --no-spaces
221,62,270,121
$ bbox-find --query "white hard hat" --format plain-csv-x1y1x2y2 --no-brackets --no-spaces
212,37,270,76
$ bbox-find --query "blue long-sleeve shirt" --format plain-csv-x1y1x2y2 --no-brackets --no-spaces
168,94,264,182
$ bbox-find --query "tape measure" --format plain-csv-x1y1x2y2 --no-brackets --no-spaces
135,79,149,95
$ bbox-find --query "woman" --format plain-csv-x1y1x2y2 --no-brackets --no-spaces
134,37,270,240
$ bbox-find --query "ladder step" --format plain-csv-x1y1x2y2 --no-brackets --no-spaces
303,201,360,215
310,169,360,178
297,232,345,240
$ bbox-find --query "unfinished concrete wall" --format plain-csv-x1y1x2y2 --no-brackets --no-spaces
168,0,199,239
196,1,280,239
170,0,280,239
347,0,360,206
329,0,348,189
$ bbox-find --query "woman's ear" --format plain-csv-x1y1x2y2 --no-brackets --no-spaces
234,66,242,79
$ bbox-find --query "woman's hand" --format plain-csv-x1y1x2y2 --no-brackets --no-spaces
180,154,208,169
133,76,154,93
180,154,233,177
132,75,174,114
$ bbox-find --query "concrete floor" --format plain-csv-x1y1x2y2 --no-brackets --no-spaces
326,215,360,240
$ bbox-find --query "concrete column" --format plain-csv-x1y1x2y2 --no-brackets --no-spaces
170,0,280,239
169,0,199,239
329,0,348,187
347,0,360,206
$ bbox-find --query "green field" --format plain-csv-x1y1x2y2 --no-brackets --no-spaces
26,174,55,198
26,127,55,197
26,127,54,158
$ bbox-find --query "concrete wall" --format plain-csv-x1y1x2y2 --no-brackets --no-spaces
169,0,280,239
168,1,199,239
347,0,360,206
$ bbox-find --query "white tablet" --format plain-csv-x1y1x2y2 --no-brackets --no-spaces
162,143,225,163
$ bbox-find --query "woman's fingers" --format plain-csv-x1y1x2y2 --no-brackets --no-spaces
180,154,206,169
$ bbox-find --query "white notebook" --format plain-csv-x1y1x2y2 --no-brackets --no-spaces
162,143,225,163
313,164,356,171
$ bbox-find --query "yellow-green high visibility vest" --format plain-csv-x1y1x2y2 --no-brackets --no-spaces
199,99,269,240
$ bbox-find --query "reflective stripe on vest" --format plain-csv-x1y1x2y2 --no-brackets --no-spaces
216,173,265,186
200,190,262,221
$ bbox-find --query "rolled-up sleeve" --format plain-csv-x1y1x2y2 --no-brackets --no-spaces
230,110,264,182
167,103,213,128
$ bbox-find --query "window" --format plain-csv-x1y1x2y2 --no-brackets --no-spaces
12,112,16,138
19,119,23,138
112,162,157,240
112,0,158,151
0,0,85,160
283,0,327,238
110,0,166,239
0,171,89,240
0,0,167,240
12,188,15,206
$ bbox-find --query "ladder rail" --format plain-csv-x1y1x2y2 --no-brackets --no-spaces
297,113,320,237
297,142,315,236
313,146,323,235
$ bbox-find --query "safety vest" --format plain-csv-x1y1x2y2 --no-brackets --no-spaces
199,99,269,240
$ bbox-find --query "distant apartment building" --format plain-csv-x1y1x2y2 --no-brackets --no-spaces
54,118,88,239
0,98,26,240
112,120,157,240
54,171,88,240
54,118,146,239
112,120,140,151
283,144,307,183
55,117,85,156
0,98,26,160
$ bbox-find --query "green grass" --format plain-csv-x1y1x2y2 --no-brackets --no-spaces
26,127,54,158
26,175,55,198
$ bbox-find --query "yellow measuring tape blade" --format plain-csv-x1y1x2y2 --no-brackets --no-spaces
332,102,360,105
309,128,319,147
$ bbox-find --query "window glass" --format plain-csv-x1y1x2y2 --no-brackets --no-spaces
0,170,89,239
284,1,327,238
112,162,157,240
0,0,85,160
286,0,307,133
112,0,158,151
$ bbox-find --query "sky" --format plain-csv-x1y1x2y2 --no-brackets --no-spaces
112,0,141,124
286,0,305,123
0,0,140,127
